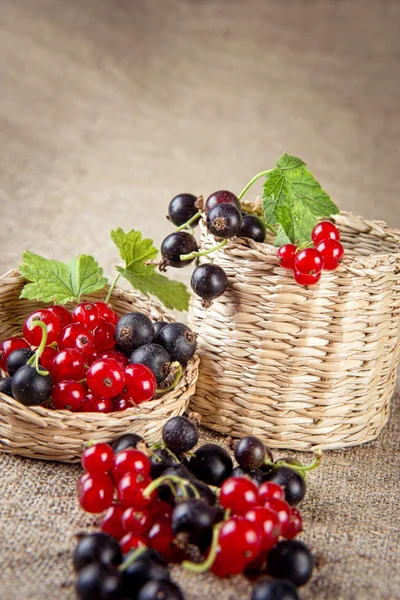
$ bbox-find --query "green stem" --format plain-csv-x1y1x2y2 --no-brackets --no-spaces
237,170,273,201
142,475,200,500
28,320,49,375
176,212,201,232
156,363,183,394
264,449,323,474
180,239,228,262
119,546,148,571
105,272,121,304
265,223,278,235
182,523,222,573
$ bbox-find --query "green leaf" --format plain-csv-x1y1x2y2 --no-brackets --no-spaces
112,228,190,312
274,226,293,248
262,153,339,244
19,251,108,304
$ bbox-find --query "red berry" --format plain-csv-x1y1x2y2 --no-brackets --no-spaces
117,473,154,508
82,442,114,473
219,477,259,514
85,346,101,365
87,358,125,399
93,322,116,351
123,364,157,404
112,397,134,412
94,302,119,325
263,498,291,531
72,302,101,331
59,323,94,356
122,507,152,535
150,500,173,521
99,504,125,540
316,239,344,270
48,305,72,328
52,349,87,382
100,350,129,368
77,472,114,513
90,396,114,413
295,248,324,275
244,507,280,551
77,397,94,412
23,309,61,346
211,548,246,577
294,269,321,286
53,380,86,410
282,507,303,539
39,346,58,373
277,244,297,269
312,221,340,245
258,481,285,504
0,338,30,371
148,518,182,562
112,449,151,481
218,517,261,566
120,532,147,554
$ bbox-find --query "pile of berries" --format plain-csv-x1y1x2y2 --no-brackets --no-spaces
0,303,196,412
75,416,319,600
277,221,344,285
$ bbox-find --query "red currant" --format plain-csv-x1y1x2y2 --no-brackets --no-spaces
100,350,129,368
52,349,87,382
112,397,134,412
218,517,261,566
263,498,291,531
23,309,61,346
77,397,94,412
52,380,86,410
87,358,125,399
148,518,182,562
244,507,280,551
72,302,101,331
85,346,101,365
316,239,344,270
77,472,114,513
99,504,125,540
277,244,297,269
258,481,285,504
123,364,157,404
59,323,94,356
120,532,147,554
48,305,72,328
117,473,154,509
122,507,152,535
219,477,259,514
93,322,116,351
295,248,324,275
94,302,119,325
150,499,173,521
312,221,340,245
112,449,151,481
282,507,303,539
211,548,246,577
81,442,114,473
90,395,114,413
0,338,30,371
39,346,58,373
294,269,321,286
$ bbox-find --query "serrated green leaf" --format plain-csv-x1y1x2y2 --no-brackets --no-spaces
19,251,108,304
111,228,158,276
263,153,339,244
274,226,293,248
119,268,190,312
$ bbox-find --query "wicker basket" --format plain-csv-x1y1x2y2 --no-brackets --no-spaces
0,269,199,463
189,209,400,451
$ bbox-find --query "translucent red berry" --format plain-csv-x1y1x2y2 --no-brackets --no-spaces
112,449,151,481
294,270,321,286
148,517,182,562
294,248,324,275
218,517,261,566
81,442,114,473
23,309,61,346
100,350,129,368
0,338,30,371
312,221,340,245
117,473,154,509
219,477,259,514
94,302,119,325
52,380,86,410
120,532,147,554
244,507,281,551
52,349,87,382
122,507,152,535
150,499,173,521
282,507,303,539
90,395,114,413
316,239,344,270
258,481,285,503
39,346,58,373
87,358,125,398
211,548,246,577
99,504,125,540
123,364,157,404
277,244,297,269
93,322,116,351
263,498,291,531
48,305,72,328
72,302,101,331
112,397,134,412
59,323,94,356
77,472,114,513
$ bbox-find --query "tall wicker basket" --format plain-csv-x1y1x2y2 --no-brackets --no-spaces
189,210,400,451
0,270,199,463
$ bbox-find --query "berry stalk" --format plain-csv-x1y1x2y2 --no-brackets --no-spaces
180,239,228,262
182,522,222,573
142,474,201,501
156,362,183,395
27,320,50,375
175,211,201,232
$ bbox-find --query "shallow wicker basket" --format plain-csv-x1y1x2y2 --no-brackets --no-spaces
189,209,400,451
0,269,199,463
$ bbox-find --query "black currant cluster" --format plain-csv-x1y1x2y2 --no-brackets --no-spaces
162,191,267,305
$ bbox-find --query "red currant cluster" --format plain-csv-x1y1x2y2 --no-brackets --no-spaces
277,221,344,285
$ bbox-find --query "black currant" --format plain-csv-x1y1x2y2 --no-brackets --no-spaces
205,190,241,214
0,377,13,397
189,443,233,486
138,580,184,600
129,343,171,383
112,433,144,454
191,479,217,505
231,466,264,485
234,436,267,470
11,365,53,406
263,466,306,506
161,232,198,268
207,203,242,239
252,577,299,600
122,557,170,599
238,214,267,243
73,532,123,572
162,415,199,453
150,447,178,479
191,263,228,302
168,193,199,227
115,312,154,353
267,540,314,587
76,563,122,600
171,498,221,550
155,323,197,364
153,321,169,338
6,348,35,376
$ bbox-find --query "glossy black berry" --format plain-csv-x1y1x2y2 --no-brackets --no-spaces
161,232,198,268
252,578,299,600
171,498,221,550
162,415,199,453
6,348,35,376
205,190,241,214
155,323,197,364
153,321,169,338
73,532,123,572
115,312,154,353
129,343,171,383
11,365,53,406
234,436,267,470
238,214,267,243
191,263,228,302
76,563,122,600
122,557,170,599
189,443,233,487
168,193,199,227
138,580,184,600
263,466,306,506
231,466,264,485
0,377,13,397
207,204,242,239
267,540,314,587
112,433,144,454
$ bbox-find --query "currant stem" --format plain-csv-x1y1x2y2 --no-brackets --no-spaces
156,363,183,394
265,223,279,235
28,320,49,375
182,522,222,573
176,212,201,232
180,239,228,261
105,273,121,304
142,475,200,500
237,170,273,201
263,449,323,474
119,546,148,571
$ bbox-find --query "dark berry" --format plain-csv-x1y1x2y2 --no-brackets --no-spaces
162,415,199,453
112,433,144,454
161,232,198,268
168,193,199,227
0,377,13,397
115,313,154,353
122,557,170,599
205,190,241,213
11,365,53,406
263,467,306,506
207,204,242,239
75,563,122,600
137,580,184,600
171,498,220,550
267,540,314,587
155,323,197,364
73,532,123,572
153,321,169,337
238,214,267,242
252,578,299,600
129,344,171,383
231,466,264,485
6,348,35,376
149,447,178,479
234,436,267,470
189,443,233,486
191,263,228,302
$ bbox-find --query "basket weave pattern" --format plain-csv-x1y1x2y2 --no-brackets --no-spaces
0,270,199,462
189,212,400,451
